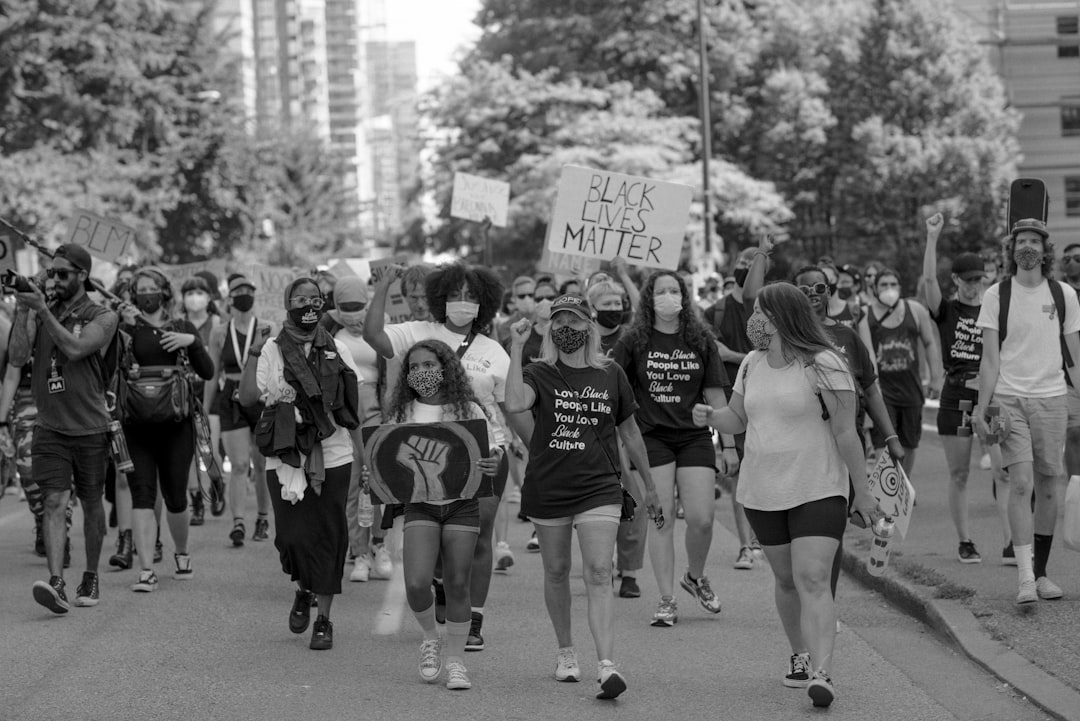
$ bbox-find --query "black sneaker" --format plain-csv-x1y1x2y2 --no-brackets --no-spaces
465,611,484,651
230,521,245,548
618,576,641,598
784,652,810,688
310,615,333,650
433,578,446,625
34,518,45,557
1002,542,1017,566
74,571,100,607
807,671,835,707
32,576,70,614
189,493,205,527
958,540,982,564
209,476,226,517
290,589,314,634
253,517,269,542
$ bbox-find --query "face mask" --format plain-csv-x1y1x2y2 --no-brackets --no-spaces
516,297,535,316
1014,246,1042,271
837,287,854,301
878,288,900,307
745,315,772,350
733,267,749,287
338,310,365,329
536,299,553,321
184,292,209,314
407,368,443,398
288,304,323,330
551,326,589,354
446,301,479,327
653,294,682,319
231,294,254,313
135,292,162,314
595,309,628,329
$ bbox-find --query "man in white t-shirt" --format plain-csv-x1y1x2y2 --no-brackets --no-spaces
975,218,1080,605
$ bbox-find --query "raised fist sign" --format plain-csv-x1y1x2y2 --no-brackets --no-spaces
396,435,450,502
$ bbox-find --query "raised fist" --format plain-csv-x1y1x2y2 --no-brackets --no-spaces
396,435,449,502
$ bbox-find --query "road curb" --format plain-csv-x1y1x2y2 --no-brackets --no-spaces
841,547,1080,721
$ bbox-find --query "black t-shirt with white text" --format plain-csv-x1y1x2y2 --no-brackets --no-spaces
521,360,636,519
613,329,727,434
930,298,982,378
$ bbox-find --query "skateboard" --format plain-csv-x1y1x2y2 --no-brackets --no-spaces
950,401,1010,444
1008,178,1049,229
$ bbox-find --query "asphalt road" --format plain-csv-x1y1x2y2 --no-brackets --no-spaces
0,483,1054,721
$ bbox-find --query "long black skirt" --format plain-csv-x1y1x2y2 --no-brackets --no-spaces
267,463,350,596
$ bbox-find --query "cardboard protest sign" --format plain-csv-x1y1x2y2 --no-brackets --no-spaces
546,166,692,271
537,246,602,277
246,263,297,324
362,419,493,504
450,172,510,227
868,451,916,540
66,209,138,263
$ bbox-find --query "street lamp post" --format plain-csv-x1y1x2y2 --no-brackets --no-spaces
698,0,713,263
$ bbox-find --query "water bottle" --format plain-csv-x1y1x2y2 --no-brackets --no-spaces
358,485,374,528
108,420,135,474
867,516,895,577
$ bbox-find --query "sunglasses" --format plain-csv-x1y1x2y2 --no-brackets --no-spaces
798,282,829,296
337,301,366,312
46,268,79,280
1063,255,1080,264
291,296,325,309
534,295,556,302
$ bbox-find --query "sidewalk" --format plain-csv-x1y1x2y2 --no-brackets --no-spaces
838,401,1080,721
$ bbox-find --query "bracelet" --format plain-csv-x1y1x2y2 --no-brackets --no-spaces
721,445,734,451
884,434,898,443
753,250,770,261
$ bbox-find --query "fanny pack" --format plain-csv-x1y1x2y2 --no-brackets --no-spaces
122,366,193,425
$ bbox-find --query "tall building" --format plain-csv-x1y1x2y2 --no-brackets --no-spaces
953,0,1080,241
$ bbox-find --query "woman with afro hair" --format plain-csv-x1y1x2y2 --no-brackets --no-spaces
364,262,510,652
613,270,735,627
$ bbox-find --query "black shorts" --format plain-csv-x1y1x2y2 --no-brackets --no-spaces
210,379,262,432
642,427,717,469
404,499,481,534
743,496,848,546
870,403,922,450
937,384,979,437
33,428,109,503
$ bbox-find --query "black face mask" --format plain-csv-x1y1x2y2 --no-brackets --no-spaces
135,292,162,314
231,294,254,312
288,304,323,330
837,287,854,301
595,309,629,329
733,267,749,287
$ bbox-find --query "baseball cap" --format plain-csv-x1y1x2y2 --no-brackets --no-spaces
53,244,95,290
951,253,986,281
228,274,256,293
550,295,591,321
1011,218,1049,239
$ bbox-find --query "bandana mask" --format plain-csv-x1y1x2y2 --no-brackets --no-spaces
407,368,443,398
551,326,589,354
745,315,772,350
1014,246,1042,271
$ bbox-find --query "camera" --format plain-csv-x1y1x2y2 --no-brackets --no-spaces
1,270,38,293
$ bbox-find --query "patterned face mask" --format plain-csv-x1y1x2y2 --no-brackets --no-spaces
745,314,772,350
407,368,443,397
551,326,588,354
1014,246,1042,271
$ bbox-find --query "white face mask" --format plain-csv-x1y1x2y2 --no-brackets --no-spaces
653,293,682,319
184,292,209,314
446,301,479,327
337,309,365,330
878,288,900,307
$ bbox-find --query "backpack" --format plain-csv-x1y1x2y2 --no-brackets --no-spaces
704,297,727,338
998,278,1074,385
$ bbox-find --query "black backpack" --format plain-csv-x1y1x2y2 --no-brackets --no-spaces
998,278,1074,384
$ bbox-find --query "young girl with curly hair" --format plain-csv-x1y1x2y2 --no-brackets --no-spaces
381,339,501,691
613,270,734,627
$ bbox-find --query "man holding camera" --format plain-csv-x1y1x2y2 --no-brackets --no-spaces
9,244,119,613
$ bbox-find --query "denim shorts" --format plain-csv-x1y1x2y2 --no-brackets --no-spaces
530,503,621,528
403,498,481,534
997,395,1067,477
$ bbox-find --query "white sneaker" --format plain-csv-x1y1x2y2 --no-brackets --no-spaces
734,546,754,570
1016,578,1038,605
371,544,392,579
445,661,471,690
526,532,540,552
1036,576,1063,600
349,556,370,582
555,647,580,682
494,541,515,571
596,660,626,700
418,638,442,683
